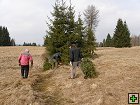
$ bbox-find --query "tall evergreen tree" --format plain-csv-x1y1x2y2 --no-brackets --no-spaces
48,1,67,51
113,19,124,47
113,19,131,48
46,0,70,63
106,33,112,47
84,27,96,56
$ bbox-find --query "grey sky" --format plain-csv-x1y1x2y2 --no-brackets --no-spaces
0,0,140,45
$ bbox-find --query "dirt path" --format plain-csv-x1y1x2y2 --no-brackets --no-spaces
1,46,140,105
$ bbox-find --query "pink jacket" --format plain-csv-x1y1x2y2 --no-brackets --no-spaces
18,52,33,66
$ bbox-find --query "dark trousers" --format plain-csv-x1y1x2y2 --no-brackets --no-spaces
21,65,29,78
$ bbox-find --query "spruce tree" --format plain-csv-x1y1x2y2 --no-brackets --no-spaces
113,19,131,48
113,19,124,48
84,27,96,56
46,0,69,63
106,33,112,47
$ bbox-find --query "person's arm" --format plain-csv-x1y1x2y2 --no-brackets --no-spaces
29,55,33,67
31,60,33,67
18,60,21,66
18,54,22,66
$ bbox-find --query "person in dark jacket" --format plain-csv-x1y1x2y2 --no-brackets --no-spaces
50,52,61,69
69,44,82,79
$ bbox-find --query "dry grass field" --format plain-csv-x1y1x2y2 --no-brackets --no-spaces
0,46,140,105
0,46,45,105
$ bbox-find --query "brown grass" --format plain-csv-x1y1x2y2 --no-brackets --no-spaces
0,46,140,105
0,46,46,105
37,47,140,105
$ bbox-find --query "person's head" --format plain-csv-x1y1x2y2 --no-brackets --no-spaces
71,43,77,48
25,49,29,53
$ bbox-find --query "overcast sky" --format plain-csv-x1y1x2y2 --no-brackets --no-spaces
0,0,140,45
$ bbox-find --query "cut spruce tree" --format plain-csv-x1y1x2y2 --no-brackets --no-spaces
81,58,96,79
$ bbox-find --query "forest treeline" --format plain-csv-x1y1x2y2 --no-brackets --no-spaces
98,19,131,48
0,26,38,46
0,26,15,46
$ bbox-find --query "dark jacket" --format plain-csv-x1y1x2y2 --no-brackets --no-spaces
52,52,61,61
70,48,82,62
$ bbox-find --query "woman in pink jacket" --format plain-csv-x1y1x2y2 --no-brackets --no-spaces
18,49,33,78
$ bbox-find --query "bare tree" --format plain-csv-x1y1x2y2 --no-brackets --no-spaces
83,5,99,31
131,35,136,46
131,35,140,46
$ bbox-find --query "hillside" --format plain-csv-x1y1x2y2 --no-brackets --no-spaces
0,46,140,105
